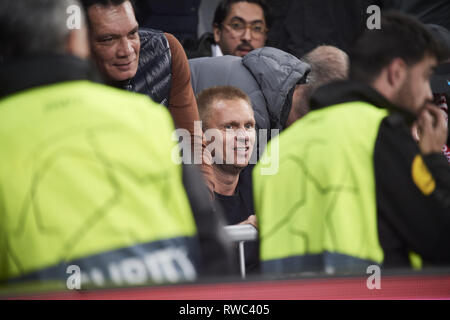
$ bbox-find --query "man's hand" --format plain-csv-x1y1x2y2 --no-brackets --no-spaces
417,104,448,155
238,215,258,229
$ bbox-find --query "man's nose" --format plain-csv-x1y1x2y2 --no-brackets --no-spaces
236,128,249,142
117,38,134,57
241,26,252,42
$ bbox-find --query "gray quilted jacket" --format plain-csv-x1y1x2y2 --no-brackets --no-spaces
189,47,310,133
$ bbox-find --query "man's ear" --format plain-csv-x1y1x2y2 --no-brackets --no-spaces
213,24,221,44
66,27,90,59
386,57,407,90
285,85,309,127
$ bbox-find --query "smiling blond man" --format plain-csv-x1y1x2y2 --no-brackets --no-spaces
197,86,259,273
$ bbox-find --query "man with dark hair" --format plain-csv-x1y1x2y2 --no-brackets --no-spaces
285,45,349,127
197,86,259,273
185,0,269,58
0,0,233,290
80,0,215,194
254,12,450,275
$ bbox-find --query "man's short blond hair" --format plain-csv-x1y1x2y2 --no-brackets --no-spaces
197,86,253,130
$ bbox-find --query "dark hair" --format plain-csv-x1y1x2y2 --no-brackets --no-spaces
426,24,450,60
80,0,136,27
349,12,446,84
0,0,80,60
213,0,270,29
80,0,135,15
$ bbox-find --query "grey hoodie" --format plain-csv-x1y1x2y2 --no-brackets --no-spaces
189,47,310,133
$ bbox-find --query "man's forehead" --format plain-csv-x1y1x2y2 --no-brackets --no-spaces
405,54,437,72
88,2,137,34
212,97,252,110
227,2,265,23
211,98,254,121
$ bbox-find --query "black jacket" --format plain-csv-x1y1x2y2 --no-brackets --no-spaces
311,81,450,268
183,32,214,59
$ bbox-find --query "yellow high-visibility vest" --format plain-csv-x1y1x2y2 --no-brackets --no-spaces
0,81,197,289
253,102,388,273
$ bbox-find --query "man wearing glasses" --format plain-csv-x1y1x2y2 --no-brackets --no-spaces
186,0,269,58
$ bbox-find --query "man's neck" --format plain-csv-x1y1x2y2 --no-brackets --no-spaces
213,165,240,196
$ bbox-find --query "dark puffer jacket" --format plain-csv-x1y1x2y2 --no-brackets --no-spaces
127,28,172,107
189,47,310,133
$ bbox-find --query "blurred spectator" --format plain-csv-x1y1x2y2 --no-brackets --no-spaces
430,93,450,162
80,0,215,194
135,0,201,43
412,24,450,162
428,24,450,149
253,13,450,276
0,0,233,289
285,45,349,127
197,86,259,273
185,0,270,58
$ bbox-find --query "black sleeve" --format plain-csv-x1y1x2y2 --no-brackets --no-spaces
182,164,237,277
423,153,450,208
374,114,450,265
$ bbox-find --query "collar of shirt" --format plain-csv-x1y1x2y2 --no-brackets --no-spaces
211,44,224,57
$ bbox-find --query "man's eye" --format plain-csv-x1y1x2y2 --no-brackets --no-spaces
252,25,264,33
224,125,233,129
100,37,113,43
245,124,254,129
230,22,244,30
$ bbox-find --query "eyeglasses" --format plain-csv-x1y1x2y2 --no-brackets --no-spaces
222,19,267,39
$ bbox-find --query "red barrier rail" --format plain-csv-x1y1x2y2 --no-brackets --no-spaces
7,273,450,300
